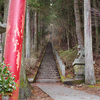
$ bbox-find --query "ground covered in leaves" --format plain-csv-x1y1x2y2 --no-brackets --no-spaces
27,84,53,100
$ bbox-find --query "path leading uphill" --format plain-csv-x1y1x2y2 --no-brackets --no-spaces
35,42,61,83
32,41,100,100
33,83,100,100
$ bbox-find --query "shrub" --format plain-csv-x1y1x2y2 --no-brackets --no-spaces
0,62,16,96
59,47,77,68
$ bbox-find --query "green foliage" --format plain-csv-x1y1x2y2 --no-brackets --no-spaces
28,0,51,10
88,85,95,88
59,46,77,68
0,0,4,23
58,50,63,54
0,62,17,96
87,85,100,88
28,0,40,9
67,74,72,78
28,0,52,35
0,17,3,22
51,0,75,35
61,76,66,79
0,0,4,4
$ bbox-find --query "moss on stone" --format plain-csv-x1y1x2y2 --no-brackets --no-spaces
87,85,100,88
73,80,84,84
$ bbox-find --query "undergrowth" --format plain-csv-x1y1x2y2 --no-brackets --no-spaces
25,41,47,72
58,46,77,69
25,57,37,71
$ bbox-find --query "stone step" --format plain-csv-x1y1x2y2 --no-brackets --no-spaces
35,79,61,83
36,74,60,77
39,68,58,72
37,74,60,76
39,66,58,68
39,69,57,71
40,65,57,68
36,76,60,79
34,42,61,83
38,71,59,73
38,72,59,75
37,73,59,75
38,70,58,72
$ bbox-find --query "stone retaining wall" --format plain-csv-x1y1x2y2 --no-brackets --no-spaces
52,43,65,76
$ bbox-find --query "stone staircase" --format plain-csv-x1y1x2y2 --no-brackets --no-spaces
35,42,61,83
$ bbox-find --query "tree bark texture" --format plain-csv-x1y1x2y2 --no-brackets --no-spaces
26,4,31,58
93,0,99,54
67,0,71,50
74,0,84,46
30,14,34,49
34,10,38,54
2,0,9,61
58,29,61,47
19,33,32,99
40,12,43,46
84,0,96,85
3,0,9,23
40,20,43,45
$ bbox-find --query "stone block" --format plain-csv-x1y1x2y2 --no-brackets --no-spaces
74,64,85,78
52,43,65,76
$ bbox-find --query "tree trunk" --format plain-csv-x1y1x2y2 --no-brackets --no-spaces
84,0,96,85
34,10,38,55
19,33,32,99
3,0,9,23
32,24,34,49
67,0,71,50
58,29,61,47
2,0,9,61
30,14,34,49
93,0,99,54
38,12,41,34
74,0,84,46
39,12,43,45
40,20,43,45
26,4,31,58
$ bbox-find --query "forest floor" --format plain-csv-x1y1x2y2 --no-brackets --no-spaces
26,62,100,100
26,54,100,99
26,36,100,99
27,84,53,100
